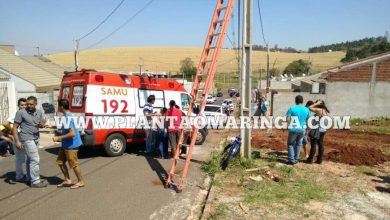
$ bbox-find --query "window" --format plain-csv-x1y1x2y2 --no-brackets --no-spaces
71,85,84,108
138,89,165,108
181,93,190,111
61,86,70,100
204,106,220,112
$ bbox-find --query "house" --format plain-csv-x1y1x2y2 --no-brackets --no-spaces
324,52,390,118
0,45,64,93
272,52,390,118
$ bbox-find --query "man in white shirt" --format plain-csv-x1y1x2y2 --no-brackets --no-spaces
2,98,28,182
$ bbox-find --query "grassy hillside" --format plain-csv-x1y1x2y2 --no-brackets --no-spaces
47,47,345,74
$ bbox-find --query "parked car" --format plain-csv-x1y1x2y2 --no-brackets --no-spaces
222,99,234,110
206,95,216,104
203,105,228,129
228,88,237,94
217,91,223,97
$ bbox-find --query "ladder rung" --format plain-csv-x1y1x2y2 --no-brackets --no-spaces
210,33,220,37
207,46,216,50
215,19,224,24
203,60,213,63
218,6,228,12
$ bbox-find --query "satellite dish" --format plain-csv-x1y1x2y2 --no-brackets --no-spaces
14,50,20,56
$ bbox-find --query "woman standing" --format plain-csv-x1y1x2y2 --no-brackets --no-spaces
306,100,330,164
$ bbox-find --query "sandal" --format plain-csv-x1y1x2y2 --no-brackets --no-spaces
57,181,72,188
70,183,85,189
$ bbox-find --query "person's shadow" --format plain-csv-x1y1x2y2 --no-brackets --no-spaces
0,172,62,186
372,176,390,193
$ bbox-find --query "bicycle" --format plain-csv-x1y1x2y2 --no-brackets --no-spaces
220,135,241,170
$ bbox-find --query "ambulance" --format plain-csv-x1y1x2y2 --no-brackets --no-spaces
58,69,208,156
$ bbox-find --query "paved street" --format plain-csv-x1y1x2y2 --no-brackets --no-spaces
0,132,220,219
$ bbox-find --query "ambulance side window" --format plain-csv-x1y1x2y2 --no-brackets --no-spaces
61,86,70,100
138,89,165,108
71,85,84,108
181,93,190,111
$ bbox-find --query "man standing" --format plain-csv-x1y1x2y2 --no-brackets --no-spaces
53,99,85,189
143,95,159,157
260,96,268,116
12,96,48,187
286,95,310,165
3,98,28,182
166,100,182,158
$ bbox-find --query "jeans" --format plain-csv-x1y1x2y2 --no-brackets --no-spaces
155,129,168,157
287,132,304,163
145,129,155,155
308,132,326,163
23,139,41,184
0,140,8,155
12,141,28,181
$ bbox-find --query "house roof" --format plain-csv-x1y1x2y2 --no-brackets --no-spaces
0,68,11,80
21,56,70,78
0,48,62,88
325,52,390,82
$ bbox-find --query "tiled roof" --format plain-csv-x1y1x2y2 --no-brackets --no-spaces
0,48,61,88
325,53,390,82
21,56,71,78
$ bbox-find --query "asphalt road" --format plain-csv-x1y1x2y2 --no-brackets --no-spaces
0,132,220,219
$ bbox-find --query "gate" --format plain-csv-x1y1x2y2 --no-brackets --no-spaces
0,83,9,123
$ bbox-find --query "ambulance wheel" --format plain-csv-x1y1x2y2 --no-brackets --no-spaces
195,129,206,145
104,133,126,157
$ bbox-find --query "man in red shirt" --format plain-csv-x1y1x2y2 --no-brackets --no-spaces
166,100,182,158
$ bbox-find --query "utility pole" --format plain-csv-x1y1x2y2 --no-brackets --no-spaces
139,57,144,75
240,0,252,158
266,44,270,91
73,37,79,71
36,47,40,56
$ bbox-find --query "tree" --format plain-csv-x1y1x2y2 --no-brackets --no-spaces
180,57,197,81
270,68,280,77
284,59,311,76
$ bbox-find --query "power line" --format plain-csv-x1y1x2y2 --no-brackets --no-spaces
257,0,268,46
83,0,155,50
78,0,126,41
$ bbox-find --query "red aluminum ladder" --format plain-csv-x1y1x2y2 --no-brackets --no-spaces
166,0,235,192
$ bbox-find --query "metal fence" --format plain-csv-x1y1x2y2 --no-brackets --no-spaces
0,83,9,123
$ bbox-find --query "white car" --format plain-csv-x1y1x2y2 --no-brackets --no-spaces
221,99,234,109
203,105,228,129
206,95,216,104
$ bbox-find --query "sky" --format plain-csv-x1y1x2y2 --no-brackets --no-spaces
0,0,389,55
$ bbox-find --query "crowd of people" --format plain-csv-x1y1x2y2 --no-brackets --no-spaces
1,97,84,188
285,95,330,165
143,95,184,159
1,92,329,189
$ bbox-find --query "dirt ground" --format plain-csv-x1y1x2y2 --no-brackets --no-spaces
251,129,390,166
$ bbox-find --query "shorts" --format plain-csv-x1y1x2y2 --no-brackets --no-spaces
168,131,180,150
302,135,308,145
56,148,79,169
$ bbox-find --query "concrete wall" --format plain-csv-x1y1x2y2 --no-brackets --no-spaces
9,73,36,93
326,82,390,118
272,91,326,116
272,82,390,118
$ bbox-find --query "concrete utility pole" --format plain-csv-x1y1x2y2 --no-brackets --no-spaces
36,47,40,56
240,0,252,158
73,37,79,71
139,57,144,75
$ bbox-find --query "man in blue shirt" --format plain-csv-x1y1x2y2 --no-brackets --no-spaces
286,95,311,165
53,99,85,189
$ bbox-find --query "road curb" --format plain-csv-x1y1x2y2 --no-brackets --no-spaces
190,137,228,220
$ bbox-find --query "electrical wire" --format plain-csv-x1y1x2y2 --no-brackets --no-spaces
257,0,268,46
83,0,155,50
78,0,126,41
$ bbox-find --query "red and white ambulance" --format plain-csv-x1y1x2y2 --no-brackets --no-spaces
58,69,207,156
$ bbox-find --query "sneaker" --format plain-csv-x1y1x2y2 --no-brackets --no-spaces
15,175,29,183
31,180,48,188
287,161,296,165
